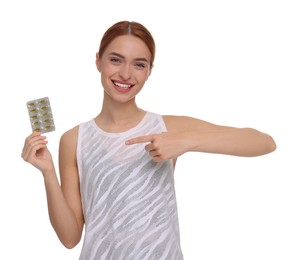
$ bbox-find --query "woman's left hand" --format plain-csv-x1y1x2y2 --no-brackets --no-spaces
125,132,189,162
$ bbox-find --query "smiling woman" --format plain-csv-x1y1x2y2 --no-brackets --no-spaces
21,20,276,260
96,34,152,100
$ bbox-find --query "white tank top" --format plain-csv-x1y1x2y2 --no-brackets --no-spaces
77,112,183,260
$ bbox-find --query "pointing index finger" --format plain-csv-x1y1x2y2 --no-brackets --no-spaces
125,135,154,145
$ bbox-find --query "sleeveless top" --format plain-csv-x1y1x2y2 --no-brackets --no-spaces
77,112,184,260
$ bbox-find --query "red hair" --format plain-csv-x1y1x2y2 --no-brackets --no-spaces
98,21,156,67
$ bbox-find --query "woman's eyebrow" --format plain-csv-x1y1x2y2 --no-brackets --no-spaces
109,52,148,63
109,52,124,59
134,57,148,63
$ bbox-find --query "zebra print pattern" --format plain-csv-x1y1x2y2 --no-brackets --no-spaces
77,112,184,260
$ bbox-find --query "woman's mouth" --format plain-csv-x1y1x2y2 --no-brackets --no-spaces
112,80,134,92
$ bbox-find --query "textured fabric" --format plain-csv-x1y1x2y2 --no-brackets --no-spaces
77,112,183,260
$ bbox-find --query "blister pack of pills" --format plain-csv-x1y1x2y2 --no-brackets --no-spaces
26,97,55,133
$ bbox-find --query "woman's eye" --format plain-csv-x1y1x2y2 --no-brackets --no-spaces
110,57,121,63
135,63,146,69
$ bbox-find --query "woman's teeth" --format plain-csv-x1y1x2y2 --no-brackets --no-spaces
114,82,132,89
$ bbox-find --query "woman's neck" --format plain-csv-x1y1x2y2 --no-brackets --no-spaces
94,95,146,132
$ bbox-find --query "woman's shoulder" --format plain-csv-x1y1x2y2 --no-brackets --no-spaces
162,115,190,133
60,118,93,143
162,114,193,127
162,114,214,132
60,124,80,148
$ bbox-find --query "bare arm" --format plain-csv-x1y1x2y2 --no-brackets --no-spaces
125,115,276,162
21,130,84,249
56,126,84,248
164,115,276,156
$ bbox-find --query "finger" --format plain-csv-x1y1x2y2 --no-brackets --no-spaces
24,143,47,162
22,138,47,157
145,143,156,152
24,131,43,146
151,155,162,163
125,135,154,145
22,142,47,162
23,134,47,153
149,150,159,157
22,135,48,160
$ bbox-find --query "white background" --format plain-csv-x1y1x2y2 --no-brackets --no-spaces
0,0,293,259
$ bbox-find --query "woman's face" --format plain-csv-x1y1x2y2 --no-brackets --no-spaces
96,35,152,103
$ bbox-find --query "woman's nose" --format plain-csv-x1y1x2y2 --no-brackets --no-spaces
119,64,131,80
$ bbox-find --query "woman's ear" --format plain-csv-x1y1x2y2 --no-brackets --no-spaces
96,52,101,72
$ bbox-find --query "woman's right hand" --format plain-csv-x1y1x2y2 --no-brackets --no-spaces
21,131,54,175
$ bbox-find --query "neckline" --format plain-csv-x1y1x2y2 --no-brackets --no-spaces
91,111,150,137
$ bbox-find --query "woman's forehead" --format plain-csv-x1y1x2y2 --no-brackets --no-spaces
105,35,151,60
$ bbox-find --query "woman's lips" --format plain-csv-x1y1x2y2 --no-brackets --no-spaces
112,80,134,92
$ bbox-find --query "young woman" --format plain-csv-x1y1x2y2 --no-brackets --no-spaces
21,21,276,260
